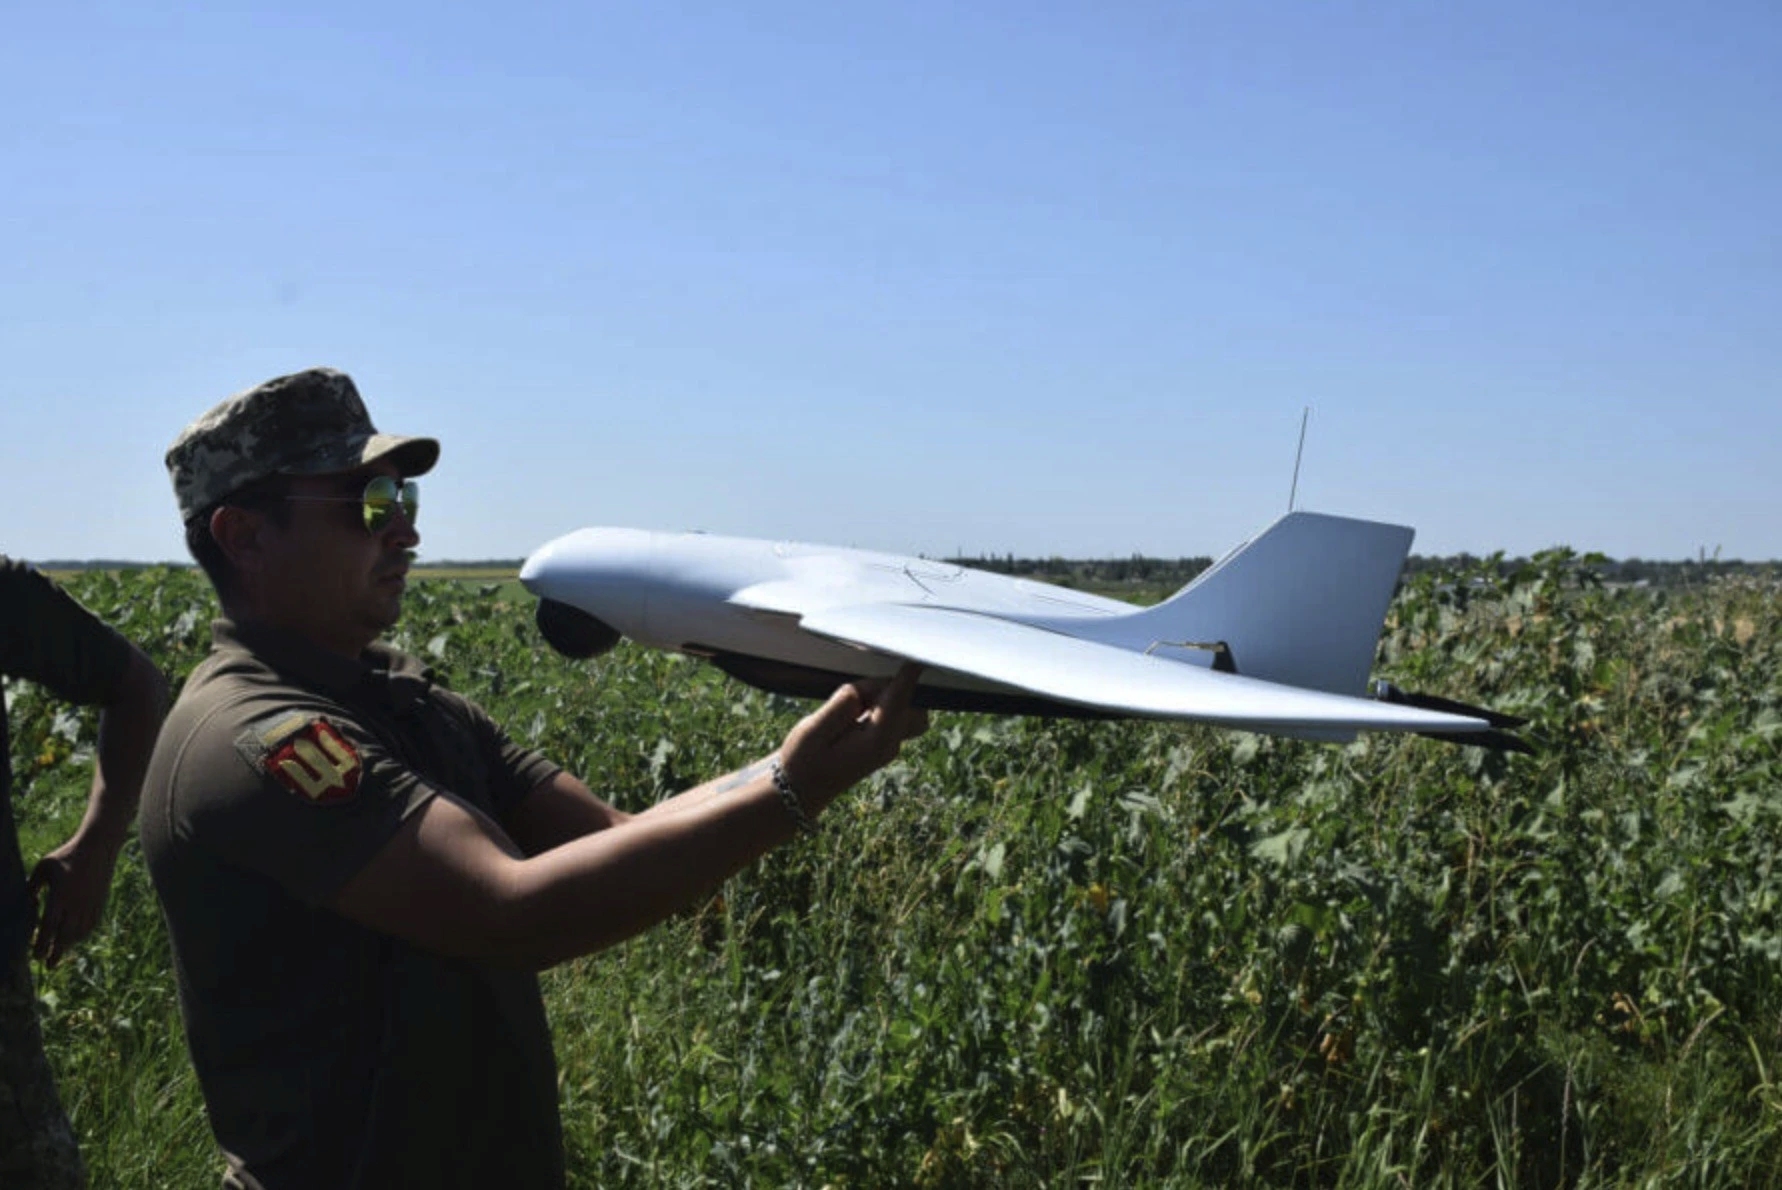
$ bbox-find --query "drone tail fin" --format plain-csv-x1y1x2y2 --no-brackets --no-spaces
1115,511,1413,696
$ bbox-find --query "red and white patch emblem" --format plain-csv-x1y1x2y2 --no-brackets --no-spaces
263,720,362,804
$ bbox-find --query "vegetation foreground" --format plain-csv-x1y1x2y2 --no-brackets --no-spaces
8,556,1781,1187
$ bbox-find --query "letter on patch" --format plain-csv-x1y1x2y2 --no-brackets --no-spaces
265,720,362,803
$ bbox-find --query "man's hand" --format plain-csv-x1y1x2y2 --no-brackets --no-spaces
25,646,167,967
778,664,930,814
28,829,123,967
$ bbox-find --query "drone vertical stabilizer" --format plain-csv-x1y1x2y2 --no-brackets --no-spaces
1102,512,1413,696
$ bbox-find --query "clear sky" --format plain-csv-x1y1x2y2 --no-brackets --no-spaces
3,1,1777,564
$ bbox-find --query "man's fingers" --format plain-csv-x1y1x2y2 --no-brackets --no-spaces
879,664,923,715
26,861,56,941
852,664,921,727
804,682,867,743
878,666,927,744
31,909,60,965
26,857,55,900
849,676,889,704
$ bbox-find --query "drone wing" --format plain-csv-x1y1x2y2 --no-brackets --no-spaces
797,602,1489,741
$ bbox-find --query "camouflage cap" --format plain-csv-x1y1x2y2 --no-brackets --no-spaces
167,368,440,521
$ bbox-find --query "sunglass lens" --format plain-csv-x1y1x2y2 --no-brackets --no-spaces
361,476,418,532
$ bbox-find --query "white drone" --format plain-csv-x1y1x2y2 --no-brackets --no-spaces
519,510,1527,751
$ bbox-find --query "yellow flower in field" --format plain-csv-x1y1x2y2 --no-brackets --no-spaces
1085,883,1112,914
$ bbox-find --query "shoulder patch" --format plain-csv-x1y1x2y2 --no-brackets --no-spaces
235,712,362,805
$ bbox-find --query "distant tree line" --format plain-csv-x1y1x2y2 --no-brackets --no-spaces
942,553,1216,589
949,551,1779,592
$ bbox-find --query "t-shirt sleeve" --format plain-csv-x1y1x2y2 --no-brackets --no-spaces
0,557,131,704
457,694,561,821
168,698,441,908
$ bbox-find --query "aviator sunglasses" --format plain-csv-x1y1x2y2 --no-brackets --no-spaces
279,475,420,533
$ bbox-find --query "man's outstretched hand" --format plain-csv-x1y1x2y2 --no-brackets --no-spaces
778,664,930,814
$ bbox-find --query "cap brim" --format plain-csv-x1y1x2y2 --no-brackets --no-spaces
362,433,440,478
273,432,440,482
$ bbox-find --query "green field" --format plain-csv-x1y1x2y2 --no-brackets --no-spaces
8,557,1781,1187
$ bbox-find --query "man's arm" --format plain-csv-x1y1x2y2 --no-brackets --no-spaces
501,755,788,855
29,645,169,965
334,668,926,968
501,770,631,856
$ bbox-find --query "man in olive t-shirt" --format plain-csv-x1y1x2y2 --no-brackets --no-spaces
144,369,927,1189
2,558,166,1188
143,618,567,1187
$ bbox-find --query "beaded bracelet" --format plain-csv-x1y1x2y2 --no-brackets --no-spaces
769,756,820,837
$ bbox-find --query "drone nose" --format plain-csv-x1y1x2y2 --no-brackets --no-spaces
519,528,654,636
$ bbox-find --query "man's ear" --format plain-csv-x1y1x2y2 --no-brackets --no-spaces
210,505,269,576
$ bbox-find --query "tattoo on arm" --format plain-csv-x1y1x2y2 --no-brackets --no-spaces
711,757,772,796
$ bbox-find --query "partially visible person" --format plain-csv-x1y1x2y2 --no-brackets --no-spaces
1,557,169,1189
144,368,926,1189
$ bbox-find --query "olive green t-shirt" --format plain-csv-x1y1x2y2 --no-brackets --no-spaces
0,557,131,958
141,620,565,1189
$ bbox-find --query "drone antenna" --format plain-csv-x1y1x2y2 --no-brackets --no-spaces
1288,407,1310,512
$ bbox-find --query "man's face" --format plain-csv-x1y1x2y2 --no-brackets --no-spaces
251,461,420,657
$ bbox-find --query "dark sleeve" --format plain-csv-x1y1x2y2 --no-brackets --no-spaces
166,697,442,908
0,557,131,704
455,694,561,821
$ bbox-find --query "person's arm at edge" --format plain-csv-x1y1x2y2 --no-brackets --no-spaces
29,645,170,965
334,667,926,969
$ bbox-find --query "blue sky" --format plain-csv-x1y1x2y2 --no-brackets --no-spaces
3,1,1777,563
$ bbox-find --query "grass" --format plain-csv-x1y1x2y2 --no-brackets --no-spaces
7,556,1782,1186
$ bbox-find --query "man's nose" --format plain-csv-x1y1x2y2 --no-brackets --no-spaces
383,508,419,549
